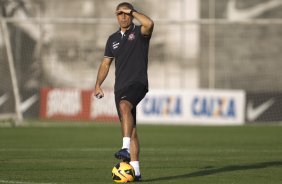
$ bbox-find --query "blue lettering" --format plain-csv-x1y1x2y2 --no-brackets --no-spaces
192,97,200,115
192,96,236,118
201,98,208,116
215,98,222,117
175,98,182,115
227,99,236,117
142,98,152,114
142,96,182,116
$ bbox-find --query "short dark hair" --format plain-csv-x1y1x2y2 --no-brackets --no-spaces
116,2,134,10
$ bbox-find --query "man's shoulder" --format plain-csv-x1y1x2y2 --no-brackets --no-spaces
108,30,120,40
135,25,142,29
132,24,141,32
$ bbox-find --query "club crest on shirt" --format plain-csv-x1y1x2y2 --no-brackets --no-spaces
128,33,135,41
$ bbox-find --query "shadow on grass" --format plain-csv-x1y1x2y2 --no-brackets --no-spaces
144,161,282,182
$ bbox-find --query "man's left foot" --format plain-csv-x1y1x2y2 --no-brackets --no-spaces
114,148,130,162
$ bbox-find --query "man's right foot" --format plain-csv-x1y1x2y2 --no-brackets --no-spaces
114,148,130,162
134,175,142,182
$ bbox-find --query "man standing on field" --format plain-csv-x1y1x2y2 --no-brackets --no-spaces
94,2,154,182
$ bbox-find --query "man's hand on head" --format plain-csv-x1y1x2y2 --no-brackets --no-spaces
116,8,131,15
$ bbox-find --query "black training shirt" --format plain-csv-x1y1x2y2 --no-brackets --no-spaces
104,24,151,92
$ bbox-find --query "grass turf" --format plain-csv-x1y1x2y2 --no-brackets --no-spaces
0,122,282,184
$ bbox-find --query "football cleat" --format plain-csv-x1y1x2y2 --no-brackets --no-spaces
114,148,131,162
134,175,142,182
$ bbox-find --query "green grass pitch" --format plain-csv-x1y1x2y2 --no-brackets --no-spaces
0,122,282,184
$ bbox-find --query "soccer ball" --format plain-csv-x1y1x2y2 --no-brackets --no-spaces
112,162,135,183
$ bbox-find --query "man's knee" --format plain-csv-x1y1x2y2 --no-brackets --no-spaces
119,100,133,115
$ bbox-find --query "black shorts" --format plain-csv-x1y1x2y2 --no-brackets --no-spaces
115,82,148,124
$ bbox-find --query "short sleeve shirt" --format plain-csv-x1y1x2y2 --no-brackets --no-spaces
104,24,151,92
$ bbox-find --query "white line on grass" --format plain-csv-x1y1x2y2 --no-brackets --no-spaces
0,147,114,152
0,180,60,184
0,147,281,153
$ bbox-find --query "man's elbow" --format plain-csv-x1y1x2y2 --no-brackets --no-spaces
147,19,154,30
141,18,154,36
145,19,154,34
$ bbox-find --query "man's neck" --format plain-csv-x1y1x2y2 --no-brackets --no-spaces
120,24,132,33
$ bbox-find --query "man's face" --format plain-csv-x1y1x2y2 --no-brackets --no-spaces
116,6,132,29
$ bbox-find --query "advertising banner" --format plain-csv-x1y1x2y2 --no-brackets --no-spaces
137,89,245,125
40,88,118,121
41,88,245,125
246,92,282,123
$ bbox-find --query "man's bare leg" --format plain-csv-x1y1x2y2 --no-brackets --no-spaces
114,100,134,162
